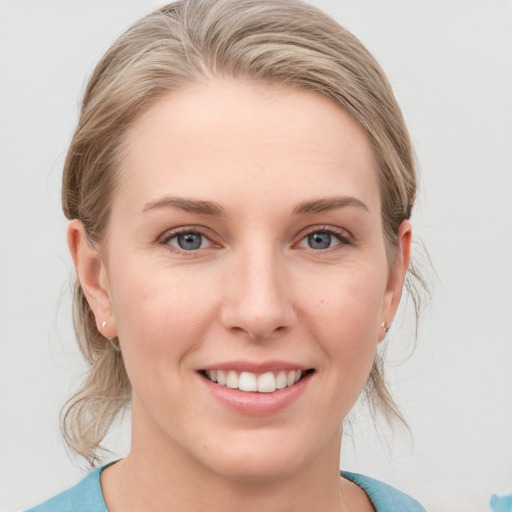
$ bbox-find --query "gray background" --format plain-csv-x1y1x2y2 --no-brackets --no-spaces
1,1,511,510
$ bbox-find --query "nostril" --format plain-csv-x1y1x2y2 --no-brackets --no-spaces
245,324,288,341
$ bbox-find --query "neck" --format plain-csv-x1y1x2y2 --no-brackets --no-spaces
101,415,348,512
103,456,347,512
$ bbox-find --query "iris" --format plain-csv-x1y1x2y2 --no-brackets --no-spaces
307,232,332,249
177,232,203,250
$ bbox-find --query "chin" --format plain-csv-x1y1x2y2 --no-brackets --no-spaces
196,433,315,484
210,457,303,484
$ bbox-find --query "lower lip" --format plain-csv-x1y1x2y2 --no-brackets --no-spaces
200,373,312,416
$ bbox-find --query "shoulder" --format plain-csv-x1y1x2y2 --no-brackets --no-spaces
341,471,427,512
24,467,107,512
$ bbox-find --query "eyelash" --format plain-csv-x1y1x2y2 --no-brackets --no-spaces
158,225,352,253
158,227,216,253
298,225,352,250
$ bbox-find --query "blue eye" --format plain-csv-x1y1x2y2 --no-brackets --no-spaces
168,231,206,251
297,228,348,250
307,232,333,249
178,232,202,250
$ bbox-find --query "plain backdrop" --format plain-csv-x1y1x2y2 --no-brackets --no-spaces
1,1,511,511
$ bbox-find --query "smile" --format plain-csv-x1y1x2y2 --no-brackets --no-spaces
201,369,313,393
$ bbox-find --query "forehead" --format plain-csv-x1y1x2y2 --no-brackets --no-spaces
115,79,380,214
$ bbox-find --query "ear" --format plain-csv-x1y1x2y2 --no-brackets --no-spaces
67,219,118,339
379,220,412,341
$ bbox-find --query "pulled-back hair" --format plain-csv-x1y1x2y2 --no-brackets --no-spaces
61,0,425,465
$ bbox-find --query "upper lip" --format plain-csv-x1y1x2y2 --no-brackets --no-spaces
199,360,312,373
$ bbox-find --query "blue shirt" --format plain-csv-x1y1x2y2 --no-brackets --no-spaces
25,465,426,512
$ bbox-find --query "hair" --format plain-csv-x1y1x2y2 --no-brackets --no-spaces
61,0,426,465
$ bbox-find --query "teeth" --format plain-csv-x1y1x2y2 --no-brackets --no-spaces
257,372,276,393
217,369,226,385
226,370,239,389
204,369,307,393
239,371,257,392
276,370,287,389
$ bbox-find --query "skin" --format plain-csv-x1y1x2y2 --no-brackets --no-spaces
68,79,411,512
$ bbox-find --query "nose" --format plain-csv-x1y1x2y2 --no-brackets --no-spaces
220,247,297,341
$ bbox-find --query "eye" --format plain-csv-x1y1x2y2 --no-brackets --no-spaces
297,227,349,250
163,230,213,251
307,232,333,249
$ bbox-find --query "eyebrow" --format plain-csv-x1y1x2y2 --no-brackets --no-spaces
142,196,225,216
293,196,369,215
142,195,368,217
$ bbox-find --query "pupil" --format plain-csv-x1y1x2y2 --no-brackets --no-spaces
178,232,202,250
308,232,331,249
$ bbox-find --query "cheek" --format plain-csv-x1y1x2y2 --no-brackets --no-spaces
302,276,383,419
108,264,222,423
109,259,219,365
301,264,386,335
298,266,386,377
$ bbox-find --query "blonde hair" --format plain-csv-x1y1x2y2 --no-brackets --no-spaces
62,0,424,464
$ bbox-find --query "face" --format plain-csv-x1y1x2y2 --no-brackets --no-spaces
71,79,410,482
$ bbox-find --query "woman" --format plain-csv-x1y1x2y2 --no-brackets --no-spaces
26,0,427,510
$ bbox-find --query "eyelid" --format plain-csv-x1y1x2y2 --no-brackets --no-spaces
156,224,352,252
295,225,353,248
157,225,220,251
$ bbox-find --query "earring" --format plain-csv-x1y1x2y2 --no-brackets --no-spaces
107,337,121,352
380,321,390,333
100,319,120,351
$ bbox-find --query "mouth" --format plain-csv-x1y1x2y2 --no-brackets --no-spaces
199,368,315,393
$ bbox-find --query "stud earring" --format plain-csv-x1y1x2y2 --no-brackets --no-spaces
102,320,107,328
380,321,390,333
